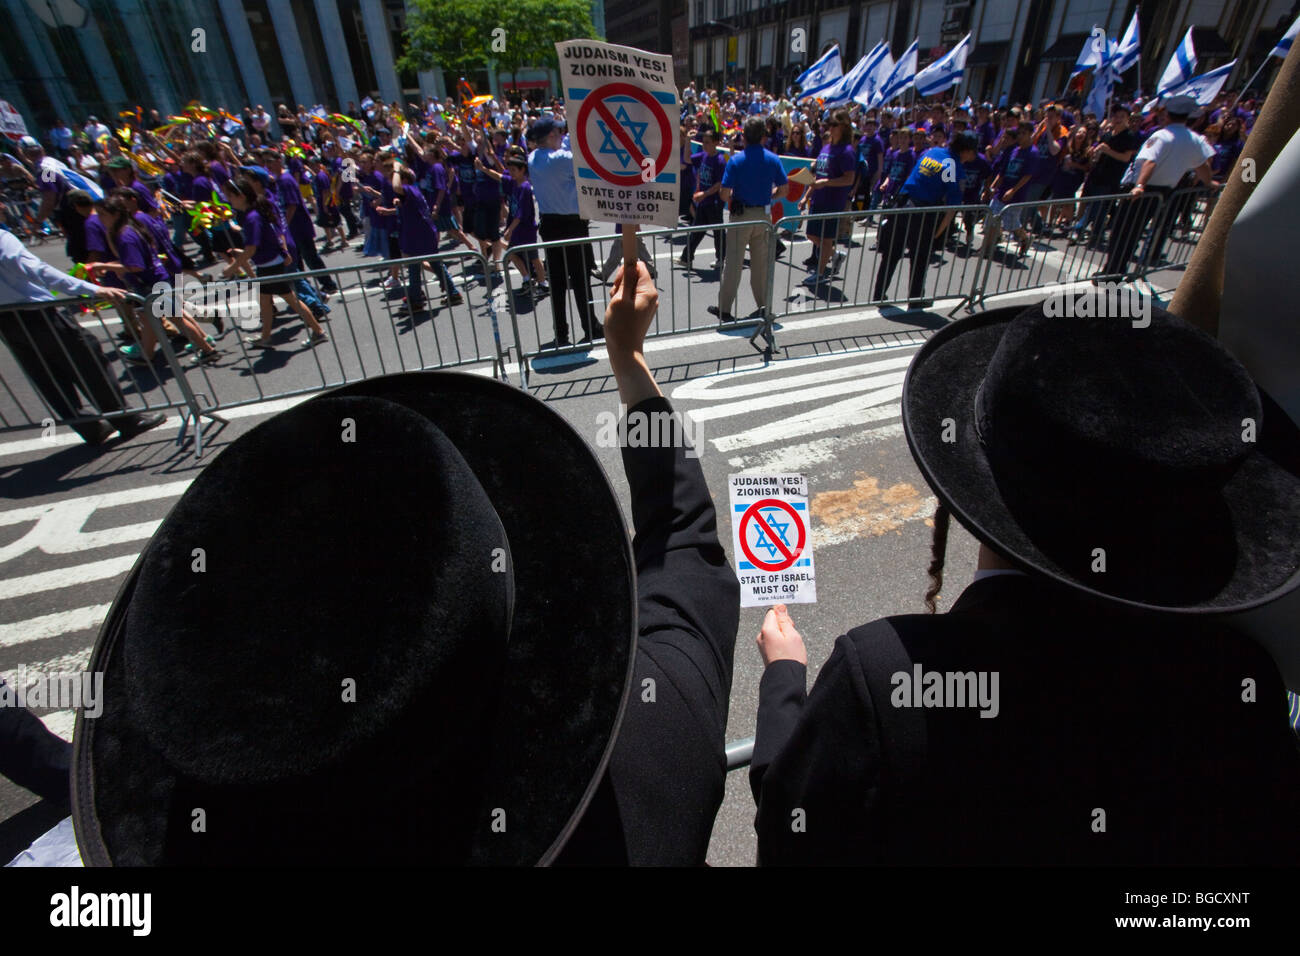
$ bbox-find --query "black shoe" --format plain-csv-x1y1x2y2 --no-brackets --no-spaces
78,420,117,445
707,305,736,323
114,411,167,441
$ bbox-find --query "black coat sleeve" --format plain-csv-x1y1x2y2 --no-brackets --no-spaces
749,660,807,802
752,635,886,865
600,396,741,864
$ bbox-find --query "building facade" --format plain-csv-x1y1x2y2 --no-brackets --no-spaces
688,0,1298,104
1,0,607,132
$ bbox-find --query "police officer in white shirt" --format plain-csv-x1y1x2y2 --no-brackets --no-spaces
1102,94,1217,278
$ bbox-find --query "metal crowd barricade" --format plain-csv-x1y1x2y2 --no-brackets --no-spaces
772,204,991,319
1134,183,1218,277
963,191,1162,309
169,247,508,422
0,290,217,451
502,218,782,390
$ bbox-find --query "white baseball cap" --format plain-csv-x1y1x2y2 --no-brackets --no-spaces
19,135,40,149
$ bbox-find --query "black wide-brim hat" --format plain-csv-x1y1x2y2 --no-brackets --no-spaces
903,302,1300,613
72,371,637,865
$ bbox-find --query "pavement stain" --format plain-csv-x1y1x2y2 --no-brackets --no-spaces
810,473,936,546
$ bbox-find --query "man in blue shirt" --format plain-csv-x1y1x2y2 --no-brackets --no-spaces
528,116,599,346
708,118,789,324
871,131,978,306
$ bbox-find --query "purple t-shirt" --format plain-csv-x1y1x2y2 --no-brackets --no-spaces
116,223,167,292
188,175,220,204
130,179,160,215
691,150,727,209
396,182,438,257
276,171,312,240
313,169,333,205
429,163,452,217
995,145,1041,192
331,158,354,199
810,141,857,213
858,133,885,177
474,157,502,205
84,214,110,257
134,211,180,276
237,208,286,266
959,154,993,203
209,161,232,191
504,175,536,245
883,147,915,196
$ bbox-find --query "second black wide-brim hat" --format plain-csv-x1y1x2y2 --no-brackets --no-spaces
902,302,1300,613
73,371,637,865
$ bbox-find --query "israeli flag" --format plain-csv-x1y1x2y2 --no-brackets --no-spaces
1156,27,1196,96
41,157,103,200
796,45,844,100
869,39,919,108
1112,11,1141,74
830,42,891,106
915,33,971,96
1084,55,1114,118
1071,27,1107,78
1271,13,1299,59
1153,60,1237,109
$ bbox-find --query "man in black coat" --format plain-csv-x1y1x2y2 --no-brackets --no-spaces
750,301,1300,865
561,260,740,864
66,259,739,867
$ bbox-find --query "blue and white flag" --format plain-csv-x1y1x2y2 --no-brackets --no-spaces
869,39,919,108
1156,27,1197,95
1145,59,1237,111
915,33,971,96
1072,27,1108,78
1271,12,1299,59
1112,11,1141,74
796,45,844,100
830,41,891,106
41,156,103,200
1085,52,1114,118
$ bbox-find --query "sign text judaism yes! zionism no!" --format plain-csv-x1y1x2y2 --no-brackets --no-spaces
562,45,671,85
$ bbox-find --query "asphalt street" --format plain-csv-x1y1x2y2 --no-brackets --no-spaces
0,215,1190,865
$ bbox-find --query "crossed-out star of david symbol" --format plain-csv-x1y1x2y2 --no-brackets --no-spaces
753,508,793,559
596,103,650,169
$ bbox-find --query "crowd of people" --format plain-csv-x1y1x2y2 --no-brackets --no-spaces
0,77,1263,384
2,67,1298,877
674,81,1251,311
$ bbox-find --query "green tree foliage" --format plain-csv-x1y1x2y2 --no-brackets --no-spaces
400,0,600,80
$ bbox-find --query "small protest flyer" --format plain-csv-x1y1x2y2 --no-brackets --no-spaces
728,474,817,607
554,40,680,227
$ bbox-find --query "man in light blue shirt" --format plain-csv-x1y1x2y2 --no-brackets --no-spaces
528,116,599,346
0,230,165,443
709,118,789,324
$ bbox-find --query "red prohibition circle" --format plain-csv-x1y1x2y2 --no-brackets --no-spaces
738,498,806,572
575,83,674,187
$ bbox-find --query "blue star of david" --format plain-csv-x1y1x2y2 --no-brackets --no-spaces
753,509,793,559
596,104,651,169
